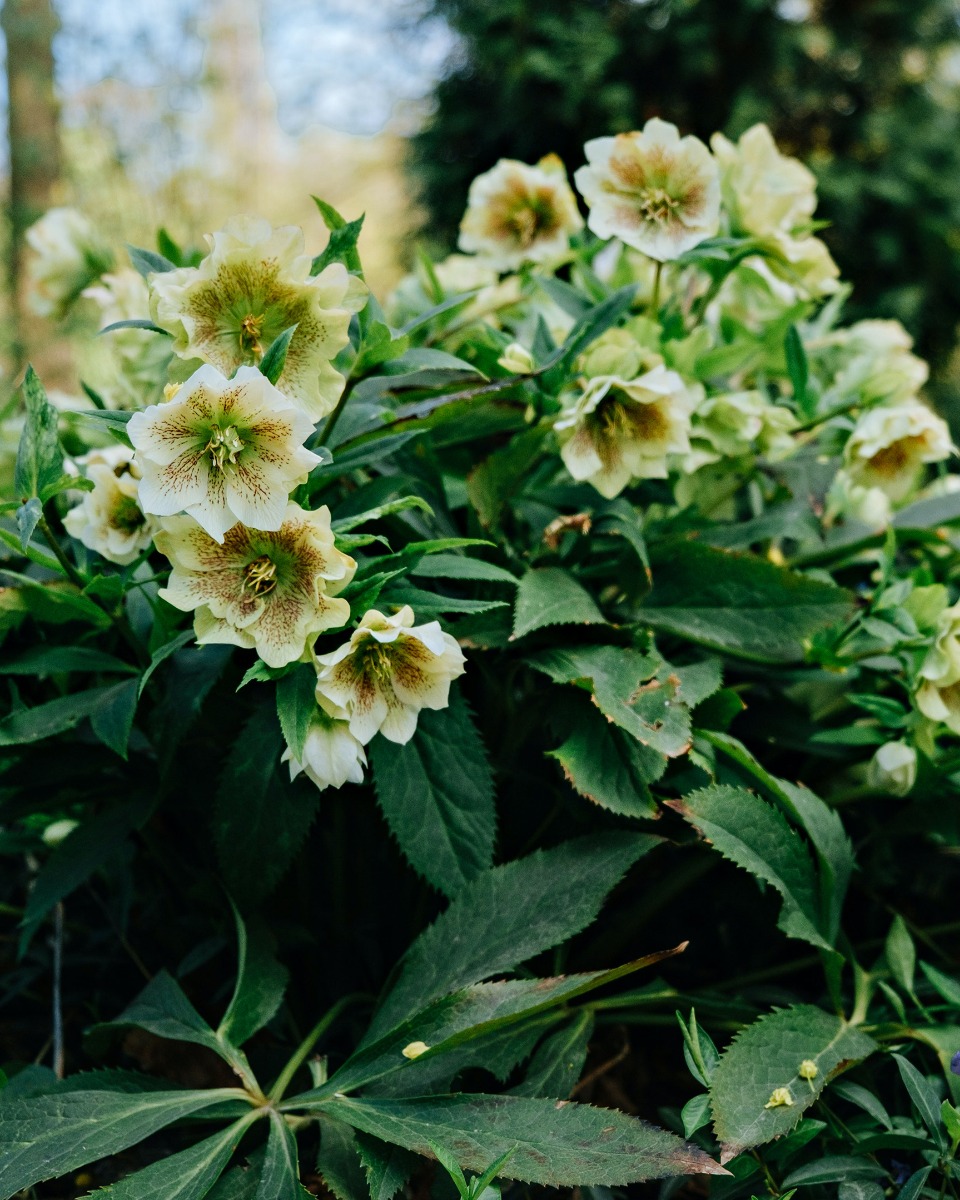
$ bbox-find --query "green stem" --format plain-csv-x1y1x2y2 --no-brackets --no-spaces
38,516,86,587
269,992,366,1103
651,261,663,315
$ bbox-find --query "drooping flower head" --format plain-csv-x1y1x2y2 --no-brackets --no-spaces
281,694,367,792
62,445,156,565
710,124,817,240
574,119,720,261
842,398,954,505
684,390,797,472
154,503,355,668
129,363,322,543
556,364,699,498
25,207,114,319
458,155,583,271
867,741,917,796
149,216,367,420
314,606,466,746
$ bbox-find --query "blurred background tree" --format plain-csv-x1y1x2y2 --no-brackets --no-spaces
408,0,960,396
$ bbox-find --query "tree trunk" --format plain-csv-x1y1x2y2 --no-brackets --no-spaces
2,0,63,372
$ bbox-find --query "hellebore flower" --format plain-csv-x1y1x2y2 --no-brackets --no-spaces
575,119,720,261
62,445,156,565
314,605,466,746
154,503,354,668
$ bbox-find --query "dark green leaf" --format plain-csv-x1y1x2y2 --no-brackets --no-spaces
15,497,42,549
369,691,495,897
355,1134,417,1200
219,908,289,1050
667,785,830,952
709,1005,877,1160
781,1158,887,1186
90,677,139,757
892,1053,947,1150
313,216,365,276
317,1116,369,1200
0,1087,244,1198
0,684,121,746
313,1093,724,1185
785,327,814,419
256,1111,303,1200
87,1115,257,1199
0,644,137,676
366,832,658,1040
410,554,517,586
512,1011,594,1098
139,630,196,698
276,664,319,763
640,542,853,664
512,568,605,639
99,318,171,336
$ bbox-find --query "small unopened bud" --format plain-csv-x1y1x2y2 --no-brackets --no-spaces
764,1087,794,1109
798,1060,818,1080
497,342,535,375
42,818,79,848
868,741,917,796
163,382,182,403
401,1040,430,1060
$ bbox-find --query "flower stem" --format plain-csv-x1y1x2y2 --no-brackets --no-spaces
269,992,366,1103
38,515,86,588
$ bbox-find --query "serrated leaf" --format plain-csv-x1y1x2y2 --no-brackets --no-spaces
313,1093,724,1185
87,969,223,1058
709,1004,877,1160
259,324,298,386
549,700,664,818
0,1087,244,1198
512,568,605,639
356,1134,418,1200
525,645,691,757
365,833,658,1041
666,785,830,952
411,554,517,586
317,1115,369,1200
15,496,42,549
782,1158,887,1187
276,664,318,763
219,907,289,1050
256,1111,303,1200
15,367,65,503
0,684,124,746
640,541,853,664
368,691,496,897
85,1115,257,1199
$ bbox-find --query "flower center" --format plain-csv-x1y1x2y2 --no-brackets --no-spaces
242,554,278,596
638,188,680,223
205,424,245,471
865,435,926,478
110,495,146,534
239,312,266,357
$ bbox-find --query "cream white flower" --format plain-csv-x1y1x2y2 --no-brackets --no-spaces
821,320,929,408
459,155,583,272
497,342,536,374
315,606,466,746
867,742,917,796
711,124,817,239
825,472,893,529
25,207,113,318
62,445,156,565
684,390,797,472
82,268,172,410
281,694,367,792
150,216,367,421
915,602,960,733
577,327,663,382
766,232,840,299
155,503,355,668
556,364,699,498
843,398,954,505
575,120,720,261
128,364,322,543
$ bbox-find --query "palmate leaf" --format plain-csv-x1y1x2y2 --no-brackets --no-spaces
85,1113,259,1199
317,1115,369,1200
708,1005,877,1162
312,1093,726,1185
0,1088,246,1198
364,833,658,1041
368,691,496,897
640,540,853,663
666,785,832,953
355,1134,417,1200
